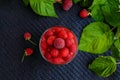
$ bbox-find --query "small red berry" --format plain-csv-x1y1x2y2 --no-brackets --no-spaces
58,30,68,39
45,30,53,38
70,44,77,53
62,0,73,11
53,57,64,64
67,31,74,39
24,32,31,40
65,38,74,47
54,38,65,49
51,48,59,57
47,36,56,45
60,47,69,57
79,9,89,18
44,53,52,60
25,48,33,56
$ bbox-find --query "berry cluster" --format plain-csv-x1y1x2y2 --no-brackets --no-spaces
40,26,78,65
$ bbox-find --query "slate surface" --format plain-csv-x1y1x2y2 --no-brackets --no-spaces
0,0,120,80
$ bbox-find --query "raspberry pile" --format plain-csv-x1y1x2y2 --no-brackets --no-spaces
40,26,78,65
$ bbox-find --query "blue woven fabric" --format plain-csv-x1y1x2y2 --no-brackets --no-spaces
0,0,120,80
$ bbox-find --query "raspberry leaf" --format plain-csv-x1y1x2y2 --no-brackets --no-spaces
90,5,104,21
89,56,117,77
78,22,114,54
30,0,57,17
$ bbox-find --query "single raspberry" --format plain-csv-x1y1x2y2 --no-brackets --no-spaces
60,47,69,57
58,30,68,39
65,38,74,47
54,38,65,49
21,48,33,62
24,32,31,40
47,36,56,45
44,53,52,60
67,31,74,39
53,57,64,64
25,48,33,56
70,44,77,53
41,40,47,50
45,30,53,37
51,48,59,57
64,54,71,61
79,9,89,18
62,0,73,11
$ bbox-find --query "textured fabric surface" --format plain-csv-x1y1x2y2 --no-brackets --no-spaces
0,0,120,80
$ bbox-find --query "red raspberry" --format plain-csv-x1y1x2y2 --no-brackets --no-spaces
25,48,33,56
51,48,59,57
65,38,74,47
64,54,71,61
70,44,77,53
62,0,73,11
60,47,69,57
53,58,64,64
45,30,53,37
24,32,31,40
58,30,68,39
44,53,52,60
54,38,65,49
79,9,89,18
47,36,56,45
67,31,74,39
41,40,47,50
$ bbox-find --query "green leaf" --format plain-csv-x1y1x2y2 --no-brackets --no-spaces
30,0,57,17
91,5,104,21
23,0,29,6
89,56,117,77
101,4,120,27
78,22,114,54
115,27,120,39
73,0,81,4
80,0,93,8
111,45,120,60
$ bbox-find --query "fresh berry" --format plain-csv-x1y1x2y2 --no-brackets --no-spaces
25,48,33,56
24,32,31,40
53,58,64,64
45,30,53,37
67,31,74,39
47,36,56,45
79,9,89,18
70,44,77,53
64,54,71,61
21,48,33,62
51,48,59,57
62,0,73,11
41,40,47,50
54,38,65,49
60,47,69,57
65,38,74,47
58,30,68,39
44,53,52,60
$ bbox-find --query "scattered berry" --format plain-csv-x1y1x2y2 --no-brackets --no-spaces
60,47,69,57
79,9,89,18
25,48,33,56
51,48,59,57
58,30,68,39
24,32,31,40
47,36,56,45
62,0,73,11
54,38,65,49
21,48,33,62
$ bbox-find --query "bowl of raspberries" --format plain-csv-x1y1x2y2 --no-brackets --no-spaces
39,26,78,65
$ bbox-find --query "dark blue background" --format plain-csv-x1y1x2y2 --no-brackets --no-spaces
0,0,120,80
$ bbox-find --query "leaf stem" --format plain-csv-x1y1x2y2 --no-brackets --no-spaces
29,40,37,46
110,27,116,32
21,53,26,63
